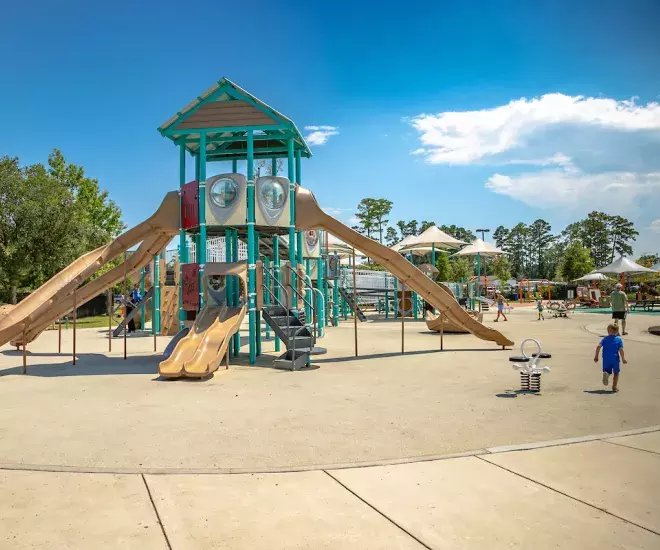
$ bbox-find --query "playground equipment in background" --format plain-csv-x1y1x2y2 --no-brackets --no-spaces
509,338,551,393
0,77,513,377
159,263,247,378
547,301,576,318
338,287,367,322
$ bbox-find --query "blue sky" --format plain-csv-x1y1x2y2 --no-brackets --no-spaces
2,0,660,254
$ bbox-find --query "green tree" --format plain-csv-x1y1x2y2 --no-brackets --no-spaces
608,215,638,262
637,254,660,268
493,225,510,249
528,219,555,278
558,241,594,281
355,198,393,243
434,251,452,281
507,223,529,277
396,219,418,238
385,227,399,247
440,224,476,243
449,256,472,281
419,220,434,233
490,255,512,283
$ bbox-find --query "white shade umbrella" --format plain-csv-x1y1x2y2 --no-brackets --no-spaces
650,262,660,272
453,238,506,257
399,226,466,253
391,234,418,252
574,272,610,282
595,256,658,275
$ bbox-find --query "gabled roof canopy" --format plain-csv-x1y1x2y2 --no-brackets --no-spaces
158,78,311,161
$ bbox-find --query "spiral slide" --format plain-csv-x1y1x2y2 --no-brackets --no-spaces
0,192,180,348
295,186,514,348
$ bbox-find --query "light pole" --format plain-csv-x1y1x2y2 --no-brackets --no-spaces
475,228,490,311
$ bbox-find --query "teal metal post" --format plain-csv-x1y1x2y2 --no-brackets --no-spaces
198,134,207,309
287,138,297,308
255,230,262,357
295,150,303,269
385,287,389,319
332,273,339,327
140,268,146,330
264,256,271,342
316,255,323,336
271,157,277,176
232,229,240,356
477,252,482,312
151,258,157,336
394,277,398,319
431,243,436,314
409,253,417,320
232,159,238,173
305,258,312,326
225,229,233,357
246,131,257,364
154,253,161,333
178,144,187,329
273,235,281,352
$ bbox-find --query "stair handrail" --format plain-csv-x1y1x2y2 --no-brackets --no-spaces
262,265,309,369
282,264,316,331
303,274,325,337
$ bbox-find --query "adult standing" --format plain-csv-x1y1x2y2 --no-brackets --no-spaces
610,283,629,335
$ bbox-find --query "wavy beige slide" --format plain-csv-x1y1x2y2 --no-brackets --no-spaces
295,185,514,348
0,192,180,348
425,310,483,333
159,305,246,378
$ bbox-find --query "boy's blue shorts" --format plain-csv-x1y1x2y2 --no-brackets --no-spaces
603,362,620,374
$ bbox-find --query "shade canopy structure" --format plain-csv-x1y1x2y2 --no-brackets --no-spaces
418,263,439,276
398,226,466,252
574,272,610,282
651,262,660,272
391,234,419,252
326,234,355,256
595,256,658,275
453,238,506,258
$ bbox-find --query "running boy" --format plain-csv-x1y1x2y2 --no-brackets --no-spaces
536,299,544,321
594,323,627,392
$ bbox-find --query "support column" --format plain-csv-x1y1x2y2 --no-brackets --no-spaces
332,268,339,327
287,138,297,308
140,267,146,330
246,131,257,364
477,252,482,312
255,229,262,357
295,150,303,268
316,255,324,336
225,229,233,358
232,229,240,356
178,143,188,330
264,255,271,343
273,235,281,351
305,258,312,327
154,253,161,333
198,134,207,309
232,159,238,173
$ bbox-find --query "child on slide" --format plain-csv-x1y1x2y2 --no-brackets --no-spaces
537,299,545,321
494,293,508,322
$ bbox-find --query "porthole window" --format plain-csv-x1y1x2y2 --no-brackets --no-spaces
210,178,238,208
305,230,318,248
260,179,286,210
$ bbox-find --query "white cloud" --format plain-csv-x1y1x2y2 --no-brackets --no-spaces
322,206,351,217
650,219,660,234
409,93,660,166
304,125,339,146
486,170,660,214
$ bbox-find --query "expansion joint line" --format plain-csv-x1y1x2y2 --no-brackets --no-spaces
322,470,434,550
474,455,660,537
141,474,173,550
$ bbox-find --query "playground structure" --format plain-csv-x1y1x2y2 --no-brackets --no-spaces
0,77,514,376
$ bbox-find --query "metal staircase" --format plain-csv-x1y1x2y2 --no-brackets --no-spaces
338,287,367,322
261,265,316,370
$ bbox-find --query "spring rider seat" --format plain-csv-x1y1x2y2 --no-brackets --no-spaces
509,338,551,392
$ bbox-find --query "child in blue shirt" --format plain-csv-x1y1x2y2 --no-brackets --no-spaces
594,323,627,392
536,299,544,321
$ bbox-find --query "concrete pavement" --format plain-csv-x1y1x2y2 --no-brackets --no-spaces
1,428,659,549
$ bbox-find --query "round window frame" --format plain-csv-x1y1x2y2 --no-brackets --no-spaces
210,178,239,209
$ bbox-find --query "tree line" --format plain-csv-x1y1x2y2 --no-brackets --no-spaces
351,197,653,283
0,152,124,304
